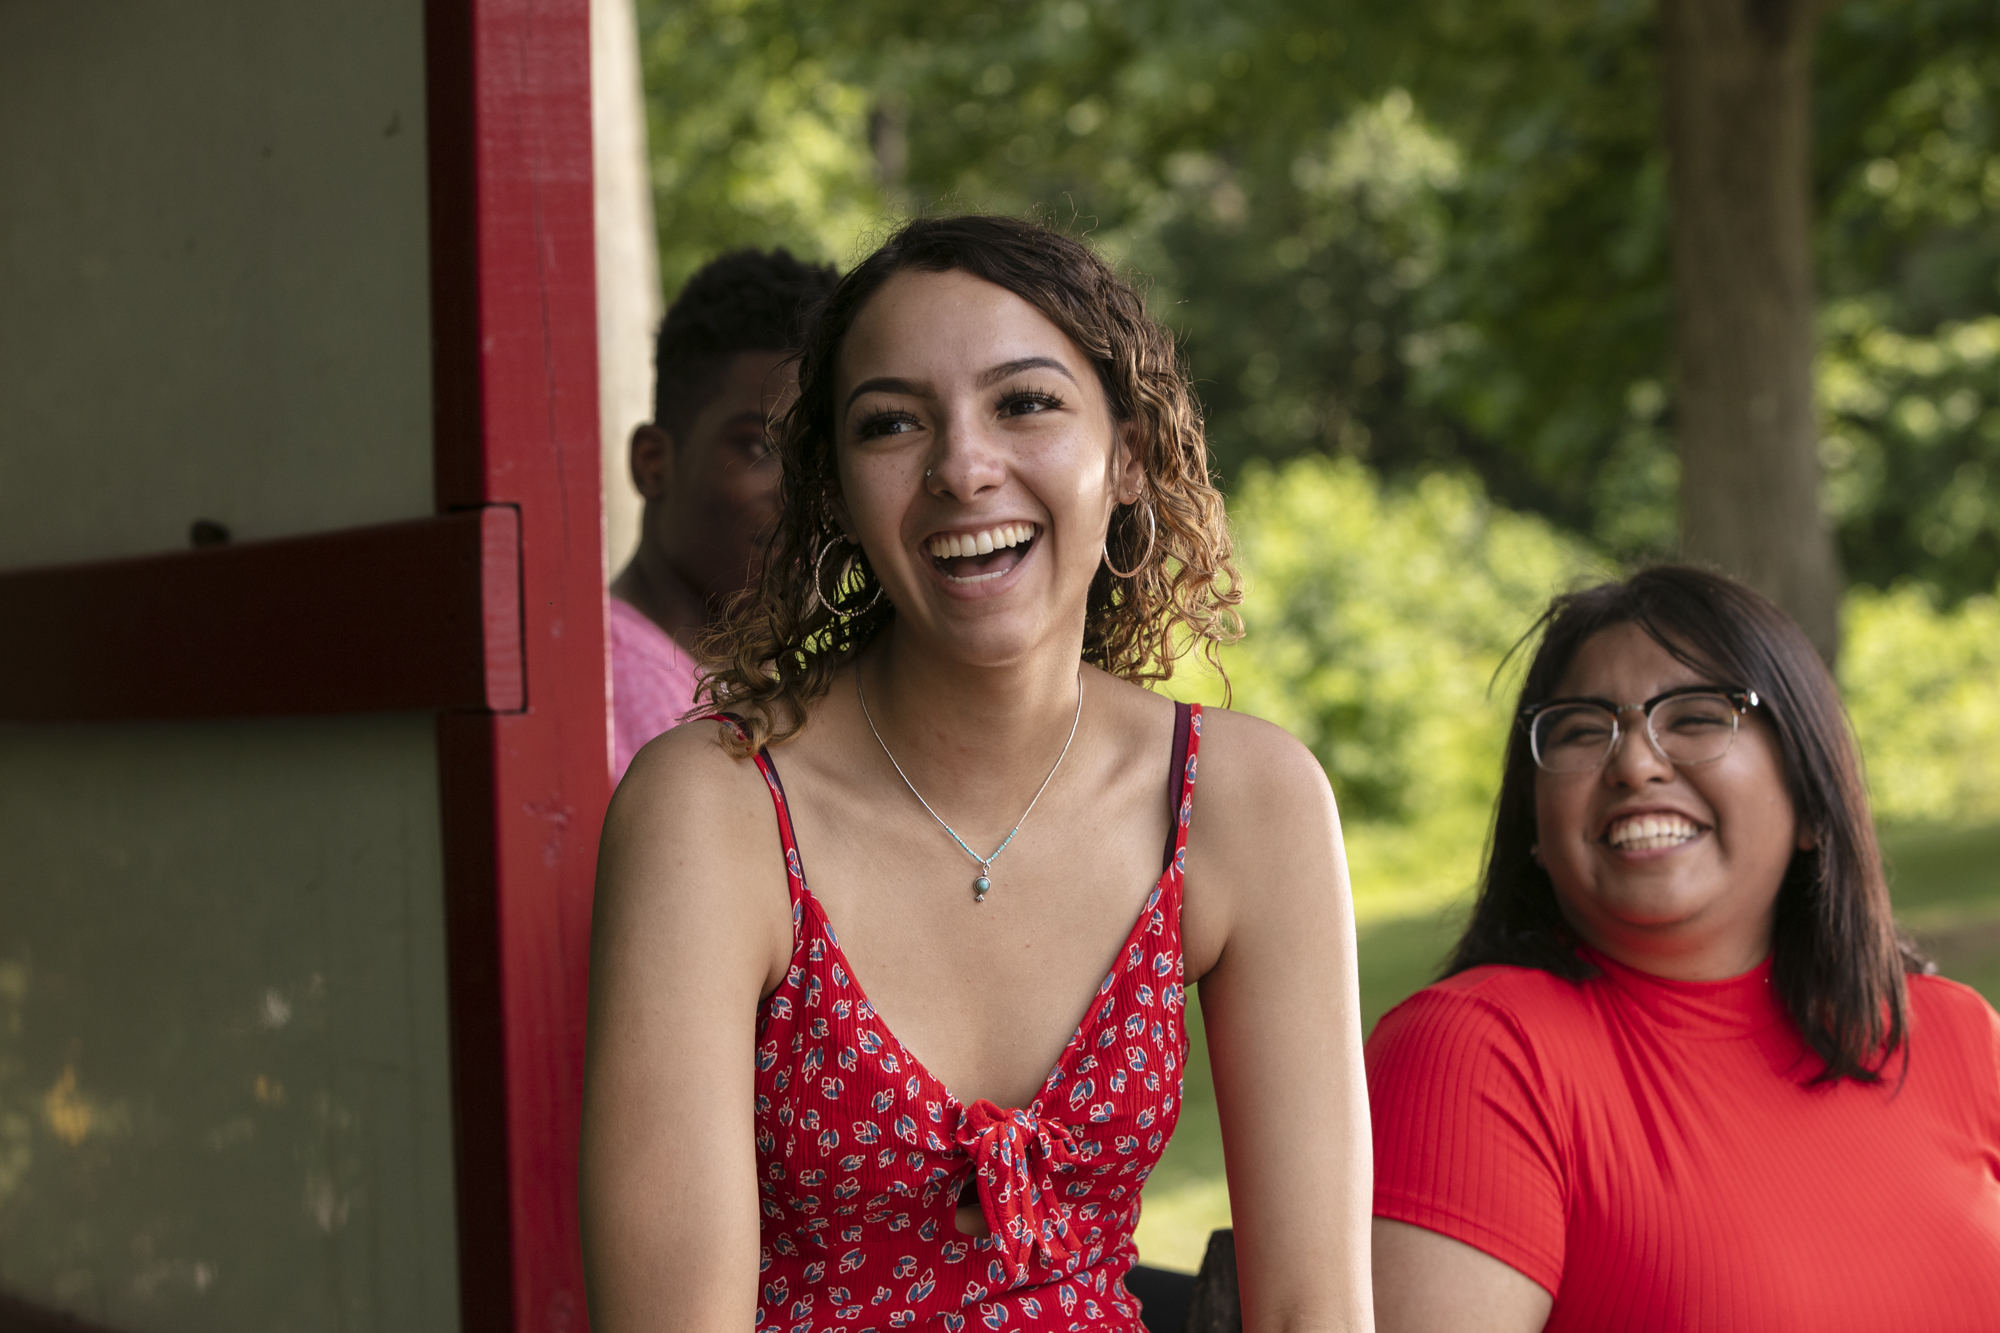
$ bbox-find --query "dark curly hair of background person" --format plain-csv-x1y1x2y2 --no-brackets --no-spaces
651,248,841,442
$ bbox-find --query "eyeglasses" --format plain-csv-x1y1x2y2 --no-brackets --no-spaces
1521,686,1761,774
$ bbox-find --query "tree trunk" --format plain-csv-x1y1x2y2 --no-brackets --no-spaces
1665,0,1842,660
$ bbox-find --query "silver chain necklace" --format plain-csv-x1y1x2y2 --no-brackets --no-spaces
856,666,1083,903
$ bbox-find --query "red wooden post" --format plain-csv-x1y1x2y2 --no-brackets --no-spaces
427,2,608,1329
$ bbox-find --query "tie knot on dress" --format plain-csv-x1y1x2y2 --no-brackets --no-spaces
957,1099,1087,1280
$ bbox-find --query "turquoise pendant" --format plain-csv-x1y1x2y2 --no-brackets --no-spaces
973,875,990,902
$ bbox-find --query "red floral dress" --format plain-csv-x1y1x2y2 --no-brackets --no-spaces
732,702,1201,1333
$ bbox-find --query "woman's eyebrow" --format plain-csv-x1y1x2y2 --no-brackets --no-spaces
843,376,931,412
977,356,1078,389
842,357,1079,413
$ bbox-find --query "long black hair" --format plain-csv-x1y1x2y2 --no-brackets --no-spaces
1447,565,1926,1083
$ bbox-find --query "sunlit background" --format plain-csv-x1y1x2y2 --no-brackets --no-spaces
630,0,2000,1268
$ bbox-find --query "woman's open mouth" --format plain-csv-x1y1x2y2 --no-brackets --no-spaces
925,522,1038,585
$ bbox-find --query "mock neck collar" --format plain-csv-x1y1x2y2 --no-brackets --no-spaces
1579,945,1789,1038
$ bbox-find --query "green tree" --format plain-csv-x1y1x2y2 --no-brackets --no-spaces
635,0,2000,607
639,4,884,296
635,0,1523,490
1818,15,2000,599
1386,0,2000,612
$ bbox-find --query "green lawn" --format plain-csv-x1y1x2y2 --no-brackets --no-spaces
1132,821,2000,1271
1881,822,2000,997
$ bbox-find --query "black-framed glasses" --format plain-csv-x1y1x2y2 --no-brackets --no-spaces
1521,686,1761,774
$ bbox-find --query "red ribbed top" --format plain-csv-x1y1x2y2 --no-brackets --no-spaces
1368,949,2000,1331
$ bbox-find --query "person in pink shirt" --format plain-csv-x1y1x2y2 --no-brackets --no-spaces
609,249,839,783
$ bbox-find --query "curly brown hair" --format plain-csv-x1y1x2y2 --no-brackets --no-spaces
695,215,1242,751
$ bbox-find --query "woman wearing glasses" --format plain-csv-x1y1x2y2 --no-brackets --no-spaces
582,216,1374,1333
1367,566,2000,1332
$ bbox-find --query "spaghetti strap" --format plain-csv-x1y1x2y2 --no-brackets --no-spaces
700,714,809,917
1161,701,1200,876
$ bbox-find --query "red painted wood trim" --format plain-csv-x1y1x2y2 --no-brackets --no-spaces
0,509,522,721
482,505,529,711
426,0,609,1329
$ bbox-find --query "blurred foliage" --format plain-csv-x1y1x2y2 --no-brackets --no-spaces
1821,307,2000,596
636,0,1481,496
1210,457,1600,824
1816,20,2000,599
1350,0,2000,579
1842,580,2000,824
636,0,2000,597
1819,0,2000,324
1164,457,1603,916
1359,0,1673,547
640,4,884,290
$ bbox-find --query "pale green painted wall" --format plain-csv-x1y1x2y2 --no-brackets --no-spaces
0,717,459,1331
0,0,463,1327
0,0,435,570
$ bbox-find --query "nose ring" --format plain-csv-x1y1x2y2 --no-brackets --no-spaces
924,468,933,478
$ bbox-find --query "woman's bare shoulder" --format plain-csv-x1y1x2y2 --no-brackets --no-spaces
599,720,791,953
613,719,777,836
1179,706,1347,977
1189,705,1338,829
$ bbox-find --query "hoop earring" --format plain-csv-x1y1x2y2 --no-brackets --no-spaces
1102,498,1157,580
814,538,885,619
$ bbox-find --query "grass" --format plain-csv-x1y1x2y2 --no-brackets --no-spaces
1131,821,2000,1272
1883,822,2000,997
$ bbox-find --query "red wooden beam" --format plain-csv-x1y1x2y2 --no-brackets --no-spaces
426,1,609,1330
0,508,522,721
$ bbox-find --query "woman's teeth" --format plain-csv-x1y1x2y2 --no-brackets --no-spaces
1606,813,1701,851
925,523,1036,560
